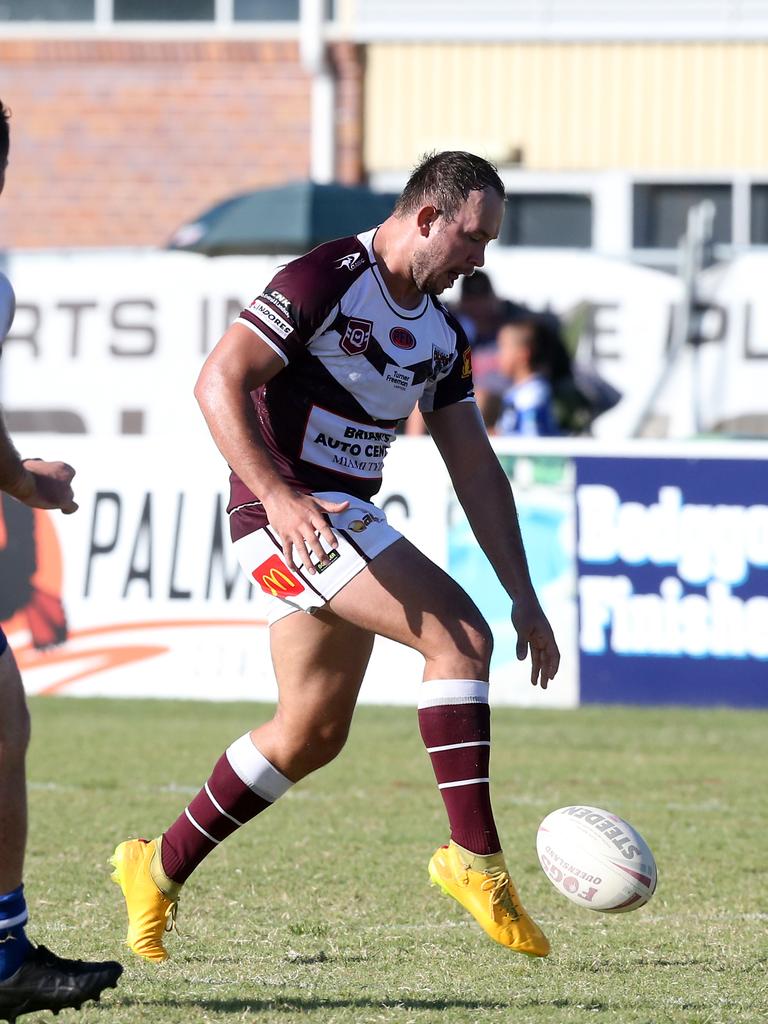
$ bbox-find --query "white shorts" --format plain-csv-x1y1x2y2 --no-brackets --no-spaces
233,491,402,625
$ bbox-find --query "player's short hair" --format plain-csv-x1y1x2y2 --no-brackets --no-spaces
394,151,505,222
0,100,9,162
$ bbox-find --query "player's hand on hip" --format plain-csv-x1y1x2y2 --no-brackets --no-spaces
262,489,349,573
512,593,560,690
7,459,78,513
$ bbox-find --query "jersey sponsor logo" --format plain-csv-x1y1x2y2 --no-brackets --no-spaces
263,288,293,318
347,512,383,533
340,317,373,356
384,366,414,391
252,555,305,597
300,406,395,480
430,345,456,380
461,347,472,378
314,548,340,573
335,251,363,271
248,300,293,339
389,326,416,350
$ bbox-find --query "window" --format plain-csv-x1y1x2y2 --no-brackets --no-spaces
0,0,93,17
0,0,318,20
499,193,592,248
234,0,299,18
633,184,732,249
113,0,214,18
750,185,768,244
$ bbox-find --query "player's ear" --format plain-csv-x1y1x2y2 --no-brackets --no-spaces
416,205,440,237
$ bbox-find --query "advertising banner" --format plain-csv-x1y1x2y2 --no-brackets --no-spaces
4,434,767,709
576,452,768,707
1,248,683,440
448,452,578,708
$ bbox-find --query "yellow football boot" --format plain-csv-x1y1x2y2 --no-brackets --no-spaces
110,838,181,963
428,841,550,957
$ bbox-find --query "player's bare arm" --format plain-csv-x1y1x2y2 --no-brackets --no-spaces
0,416,77,513
424,400,560,688
194,323,348,572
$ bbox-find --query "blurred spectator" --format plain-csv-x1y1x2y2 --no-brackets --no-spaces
405,270,523,434
475,315,561,436
454,270,527,349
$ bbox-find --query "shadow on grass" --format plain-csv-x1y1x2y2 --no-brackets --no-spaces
127,996,532,1013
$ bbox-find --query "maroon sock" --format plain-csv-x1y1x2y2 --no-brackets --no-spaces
160,733,293,884
418,678,500,856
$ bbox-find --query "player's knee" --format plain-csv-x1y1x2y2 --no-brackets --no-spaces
438,615,493,678
470,617,494,669
294,718,350,775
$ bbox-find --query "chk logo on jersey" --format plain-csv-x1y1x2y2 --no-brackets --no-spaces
252,555,305,598
340,317,373,356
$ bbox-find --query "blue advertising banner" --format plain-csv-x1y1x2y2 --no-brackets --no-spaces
576,456,768,707
448,454,579,707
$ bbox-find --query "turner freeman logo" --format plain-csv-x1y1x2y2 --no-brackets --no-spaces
385,366,414,391
340,318,373,356
335,252,363,271
252,555,305,598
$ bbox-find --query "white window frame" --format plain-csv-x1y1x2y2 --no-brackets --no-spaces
0,0,306,37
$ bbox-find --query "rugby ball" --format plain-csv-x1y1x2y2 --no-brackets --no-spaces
536,805,657,913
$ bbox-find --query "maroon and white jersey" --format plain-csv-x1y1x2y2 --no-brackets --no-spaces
228,227,474,539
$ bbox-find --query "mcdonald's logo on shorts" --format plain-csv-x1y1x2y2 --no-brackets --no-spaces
252,555,305,598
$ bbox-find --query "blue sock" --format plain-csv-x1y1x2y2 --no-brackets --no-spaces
0,885,32,980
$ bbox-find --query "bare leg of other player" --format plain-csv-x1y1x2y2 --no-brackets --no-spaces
0,643,123,1017
0,645,30,895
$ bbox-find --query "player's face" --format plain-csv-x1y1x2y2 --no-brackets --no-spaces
412,187,504,295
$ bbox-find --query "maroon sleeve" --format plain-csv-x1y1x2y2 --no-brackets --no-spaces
236,236,369,364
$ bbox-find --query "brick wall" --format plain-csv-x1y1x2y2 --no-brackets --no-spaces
0,39,364,249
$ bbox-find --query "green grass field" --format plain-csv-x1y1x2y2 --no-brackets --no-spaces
22,697,768,1024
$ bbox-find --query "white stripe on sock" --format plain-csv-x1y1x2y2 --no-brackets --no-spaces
426,740,491,753
226,734,293,803
184,807,219,844
204,782,244,827
0,910,28,929
418,679,489,709
438,777,490,789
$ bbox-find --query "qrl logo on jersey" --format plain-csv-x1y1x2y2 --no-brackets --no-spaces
252,555,305,597
340,318,373,356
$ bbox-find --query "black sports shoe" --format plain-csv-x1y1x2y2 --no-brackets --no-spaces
0,944,122,1022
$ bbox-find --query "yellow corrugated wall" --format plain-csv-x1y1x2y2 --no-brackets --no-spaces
364,42,768,170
